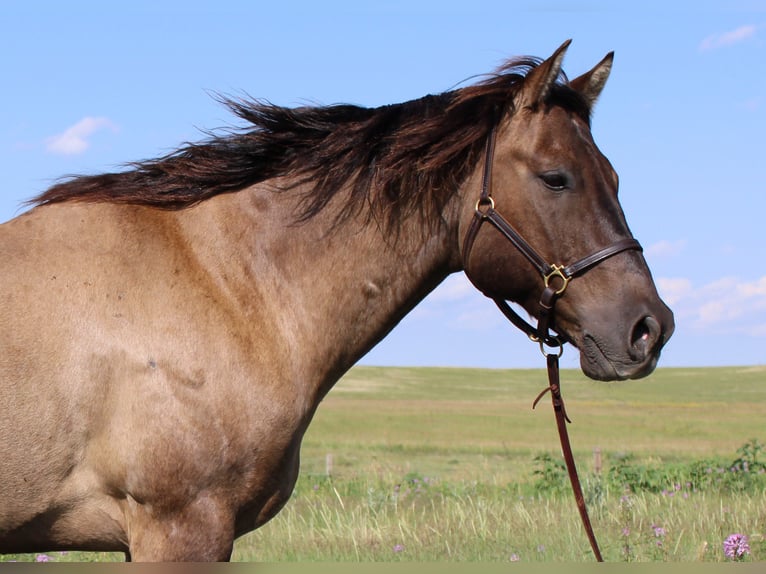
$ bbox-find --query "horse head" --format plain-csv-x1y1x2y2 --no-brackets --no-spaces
461,41,674,381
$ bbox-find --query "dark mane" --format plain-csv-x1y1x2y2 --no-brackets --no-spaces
31,57,590,227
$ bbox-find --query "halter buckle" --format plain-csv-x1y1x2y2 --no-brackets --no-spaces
544,264,571,296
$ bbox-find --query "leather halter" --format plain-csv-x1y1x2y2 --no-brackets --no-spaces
462,124,642,348
462,124,643,562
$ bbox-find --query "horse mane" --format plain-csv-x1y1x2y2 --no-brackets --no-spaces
31,57,590,227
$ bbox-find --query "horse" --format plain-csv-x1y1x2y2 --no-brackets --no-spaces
0,41,673,561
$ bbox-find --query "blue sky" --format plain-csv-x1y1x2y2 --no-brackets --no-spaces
1,2,764,370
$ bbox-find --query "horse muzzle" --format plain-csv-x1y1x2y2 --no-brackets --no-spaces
576,302,675,381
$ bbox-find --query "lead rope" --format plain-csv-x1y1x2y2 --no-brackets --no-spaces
528,287,604,562
532,353,604,561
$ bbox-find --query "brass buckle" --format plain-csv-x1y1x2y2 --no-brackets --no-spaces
544,264,570,296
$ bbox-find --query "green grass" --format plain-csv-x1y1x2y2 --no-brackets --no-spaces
3,365,766,562
299,365,766,482
229,475,766,562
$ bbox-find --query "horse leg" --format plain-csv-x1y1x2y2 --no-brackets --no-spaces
125,495,235,562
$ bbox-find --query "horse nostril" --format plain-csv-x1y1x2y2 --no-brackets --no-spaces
630,315,661,359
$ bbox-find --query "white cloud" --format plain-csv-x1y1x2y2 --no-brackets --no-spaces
656,277,692,306
428,273,474,302
738,276,766,297
743,97,761,112
645,239,687,259
413,274,503,329
45,116,117,156
659,275,766,336
699,24,757,52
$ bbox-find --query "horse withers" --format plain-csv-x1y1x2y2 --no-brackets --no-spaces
0,41,673,561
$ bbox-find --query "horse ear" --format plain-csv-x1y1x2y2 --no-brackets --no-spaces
516,39,571,109
569,51,614,108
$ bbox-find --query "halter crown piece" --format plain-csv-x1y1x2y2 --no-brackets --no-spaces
462,125,643,562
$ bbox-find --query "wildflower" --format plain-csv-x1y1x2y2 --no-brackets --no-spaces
393,544,405,554
537,544,545,553
652,524,666,538
622,527,630,537
723,533,750,561
35,554,51,562
509,553,520,562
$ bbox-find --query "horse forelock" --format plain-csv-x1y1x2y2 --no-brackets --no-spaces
29,56,591,229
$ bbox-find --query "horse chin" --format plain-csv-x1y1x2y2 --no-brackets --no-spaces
578,334,660,382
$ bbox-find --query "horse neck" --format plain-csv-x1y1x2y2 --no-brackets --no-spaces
176,181,465,399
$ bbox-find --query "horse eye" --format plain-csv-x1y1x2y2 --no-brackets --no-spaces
540,171,569,191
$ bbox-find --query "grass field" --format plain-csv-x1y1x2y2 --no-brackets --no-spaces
3,365,766,562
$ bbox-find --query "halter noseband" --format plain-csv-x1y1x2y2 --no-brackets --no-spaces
462,124,643,563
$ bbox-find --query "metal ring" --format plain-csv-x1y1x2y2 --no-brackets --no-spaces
474,196,495,216
539,338,564,358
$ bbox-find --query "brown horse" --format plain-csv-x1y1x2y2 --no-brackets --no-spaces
0,41,673,561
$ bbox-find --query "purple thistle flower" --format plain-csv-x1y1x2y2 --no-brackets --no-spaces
652,524,666,538
393,544,405,553
509,553,520,562
723,533,750,560
35,554,51,562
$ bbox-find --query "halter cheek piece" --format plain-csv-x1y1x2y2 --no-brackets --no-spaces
462,125,643,562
